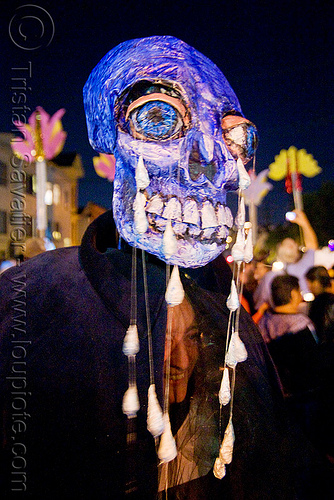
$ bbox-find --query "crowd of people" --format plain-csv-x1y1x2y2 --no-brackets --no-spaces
236,210,334,468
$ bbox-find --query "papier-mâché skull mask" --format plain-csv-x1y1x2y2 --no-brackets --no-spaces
84,36,258,268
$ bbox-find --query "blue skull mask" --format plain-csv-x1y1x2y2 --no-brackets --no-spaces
84,36,258,268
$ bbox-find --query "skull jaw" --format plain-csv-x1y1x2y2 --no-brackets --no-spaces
114,206,227,268
113,177,230,268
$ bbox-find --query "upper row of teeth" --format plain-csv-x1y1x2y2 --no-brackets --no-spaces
143,194,234,230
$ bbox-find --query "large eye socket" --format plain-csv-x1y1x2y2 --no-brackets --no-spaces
221,114,258,163
125,93,189,141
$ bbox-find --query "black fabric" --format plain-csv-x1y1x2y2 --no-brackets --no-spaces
308,292,334,342
267,327,321,396
0,210,332,499
308,293,334,458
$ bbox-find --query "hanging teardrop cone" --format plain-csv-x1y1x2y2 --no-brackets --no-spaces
135,155,150,190
133,191,148,234
235,195,246,228
122,384,140,417
165,265,185,306
235,227,245,246
147,384,165,438
218,368,231,406
213,457,226,479
226,331,248,368
226,333,237,368
231,228,245,262
122,324,140,356
237,157,251,190
244,228,253,263
163,219,177,259
226,280,239,311
158,414,177,463
219,420,235,464
234,331,248,363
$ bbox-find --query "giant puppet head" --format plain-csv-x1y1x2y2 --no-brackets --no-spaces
84,36,258,268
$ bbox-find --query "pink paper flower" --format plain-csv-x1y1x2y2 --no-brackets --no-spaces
93,153,116,182
11,106,67,162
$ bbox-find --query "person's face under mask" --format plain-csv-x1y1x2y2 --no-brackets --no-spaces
165,299,199,404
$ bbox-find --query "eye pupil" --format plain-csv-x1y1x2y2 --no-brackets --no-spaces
147,108,164,123
130,100,183,140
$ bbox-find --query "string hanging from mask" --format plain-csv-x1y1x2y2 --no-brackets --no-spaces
214,158,253,479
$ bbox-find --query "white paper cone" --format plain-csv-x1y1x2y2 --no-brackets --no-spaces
213,457,226,479
226,331,248,367
219,420,235,464
135,155,150,190
122,385,140,417
244,228,253,263
235,196,246,228
165,265,185,306
231,228,245,262
226,335,236,368
218,368,231,406
234,331,248,363
122,324,140,356
237,158,251,190
163,219,177,259
147,384,164,438
133,191,148,234
226,280,239,311
158,414,177,463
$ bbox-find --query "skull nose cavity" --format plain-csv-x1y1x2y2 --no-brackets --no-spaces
188,140,217,182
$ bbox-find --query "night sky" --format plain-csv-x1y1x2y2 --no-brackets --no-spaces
1,0,333,225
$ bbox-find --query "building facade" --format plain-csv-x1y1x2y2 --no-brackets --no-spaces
0,133,84,260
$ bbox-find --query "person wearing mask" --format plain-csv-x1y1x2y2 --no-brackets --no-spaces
1,37,332,499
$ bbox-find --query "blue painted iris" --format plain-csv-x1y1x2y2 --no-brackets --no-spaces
129,100,183,141
246,123,258,157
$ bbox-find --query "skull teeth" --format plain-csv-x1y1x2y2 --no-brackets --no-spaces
146,194,164,215
183,198,200,225
201,200,218,229
143,193,232,240
162,198,182,221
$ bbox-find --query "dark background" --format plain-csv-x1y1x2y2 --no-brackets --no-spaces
1,0,333,226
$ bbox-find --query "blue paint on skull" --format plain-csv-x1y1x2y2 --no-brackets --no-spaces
83,36,257,267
